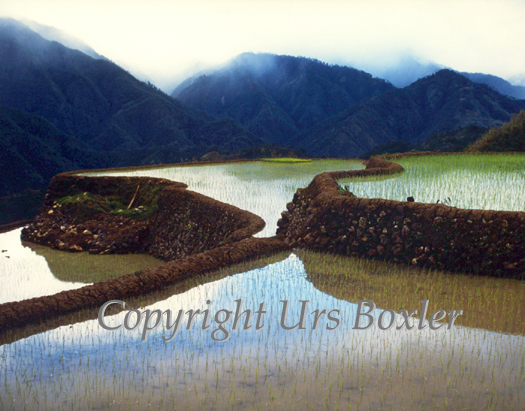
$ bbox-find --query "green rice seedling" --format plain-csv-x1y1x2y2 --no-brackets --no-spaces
2,156,525,410
338,153,525,211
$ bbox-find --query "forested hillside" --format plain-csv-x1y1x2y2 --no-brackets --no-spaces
294,70,525,158
174,53,395,144
467,110,525,152
0,18,264,168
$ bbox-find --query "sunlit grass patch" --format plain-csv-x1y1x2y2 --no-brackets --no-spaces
261,157,312,163
56,184,165,220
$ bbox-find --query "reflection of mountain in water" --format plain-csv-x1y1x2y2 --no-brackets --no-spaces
26,241,165,284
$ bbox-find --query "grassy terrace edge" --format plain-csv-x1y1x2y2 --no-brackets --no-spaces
1,154,524,332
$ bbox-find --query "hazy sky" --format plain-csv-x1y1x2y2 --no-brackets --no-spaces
2,0,524,91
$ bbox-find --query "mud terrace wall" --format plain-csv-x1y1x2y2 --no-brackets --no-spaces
1,172,286,330
0,237,286,330
21,173,265,259
277,157,525,278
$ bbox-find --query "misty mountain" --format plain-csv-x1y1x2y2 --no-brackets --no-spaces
354,55,444,88
21,19,107,60
294,70,525,158
173,53,395,144
460,72,525,100
0,18,264,166
351,55,525,99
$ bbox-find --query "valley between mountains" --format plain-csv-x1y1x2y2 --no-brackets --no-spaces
1,17,524,224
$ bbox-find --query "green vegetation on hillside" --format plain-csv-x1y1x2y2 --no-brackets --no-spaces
467,110,525,152
175,52,394,145
295,70,525,158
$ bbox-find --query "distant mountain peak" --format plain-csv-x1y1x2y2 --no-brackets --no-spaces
20,19,107,60
174,53,395,144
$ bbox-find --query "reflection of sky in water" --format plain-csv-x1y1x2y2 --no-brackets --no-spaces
3,254,524,383
0,228,89,304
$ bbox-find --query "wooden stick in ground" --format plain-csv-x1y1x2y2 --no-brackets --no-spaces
127,185,140,209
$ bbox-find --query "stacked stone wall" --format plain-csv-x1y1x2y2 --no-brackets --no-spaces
277,157,525,278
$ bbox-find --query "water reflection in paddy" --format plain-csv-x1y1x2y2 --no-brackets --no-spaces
0,228,164,304
2,156,525,410
1,252,524,411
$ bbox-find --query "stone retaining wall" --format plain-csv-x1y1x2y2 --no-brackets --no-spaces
277,157,525,278
21,173,264,259
0,172,284,331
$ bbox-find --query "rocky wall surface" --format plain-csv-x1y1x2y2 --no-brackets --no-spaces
147,185,265,261
277,157,525,278
21,173,265,259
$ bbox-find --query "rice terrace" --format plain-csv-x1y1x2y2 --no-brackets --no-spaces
1,152,524,411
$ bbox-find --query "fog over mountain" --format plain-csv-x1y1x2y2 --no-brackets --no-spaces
346,55,445,88
21,19,107,60
174,53,395,144
0,18,263,158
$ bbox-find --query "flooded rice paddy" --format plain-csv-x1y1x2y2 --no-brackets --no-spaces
1,155,525,410
0,228,164,305
338,153,525,211
86,159,365,238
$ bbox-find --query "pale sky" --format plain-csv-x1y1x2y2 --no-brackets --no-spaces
2,0,525,91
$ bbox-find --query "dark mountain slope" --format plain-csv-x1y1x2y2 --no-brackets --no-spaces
174,53,395,144
296,70,525,158
0,18,263,164
0,104,107,196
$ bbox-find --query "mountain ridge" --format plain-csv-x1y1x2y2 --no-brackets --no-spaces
174,52,395,144
0,18,264,164
293,69,525,157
